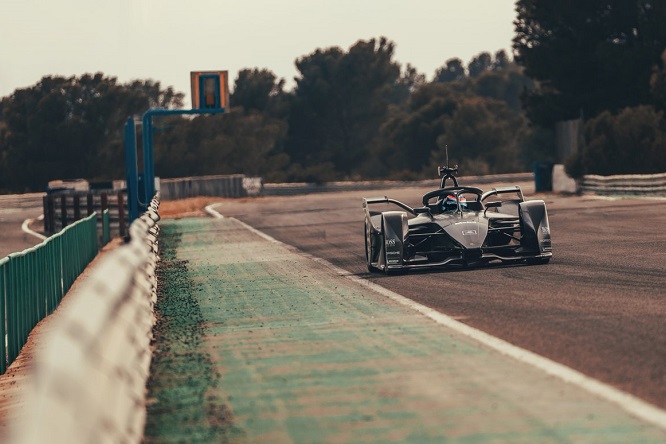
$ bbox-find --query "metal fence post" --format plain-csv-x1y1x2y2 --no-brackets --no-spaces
0,257,7,374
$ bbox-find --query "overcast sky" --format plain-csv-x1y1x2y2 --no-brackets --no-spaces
1,0,517,106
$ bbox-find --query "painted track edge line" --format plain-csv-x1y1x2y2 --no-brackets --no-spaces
21,215,47,240
205,203,666,431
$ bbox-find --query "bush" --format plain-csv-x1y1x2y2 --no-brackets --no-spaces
580,106,666,175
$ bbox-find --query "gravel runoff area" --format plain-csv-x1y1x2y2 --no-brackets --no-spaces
143,216,666,443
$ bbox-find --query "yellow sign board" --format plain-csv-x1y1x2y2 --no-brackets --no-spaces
190,71,229,110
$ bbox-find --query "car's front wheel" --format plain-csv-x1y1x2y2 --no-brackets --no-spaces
365,223,379,273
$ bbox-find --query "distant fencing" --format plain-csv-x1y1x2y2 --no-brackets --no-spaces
0,212,106,374
10,195,160,444
43,190,128,239
581,172,666,196
263,172,535,196
159,174,262,200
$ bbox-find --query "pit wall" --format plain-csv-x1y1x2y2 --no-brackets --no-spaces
10,196,161,444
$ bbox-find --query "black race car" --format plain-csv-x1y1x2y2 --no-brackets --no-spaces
363,166,552,274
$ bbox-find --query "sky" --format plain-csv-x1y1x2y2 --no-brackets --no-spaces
1,0,517,106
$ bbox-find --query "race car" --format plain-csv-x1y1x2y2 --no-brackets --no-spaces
363,166,552,274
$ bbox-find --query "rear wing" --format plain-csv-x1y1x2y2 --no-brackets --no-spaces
363,197,415,215
481,186,524,202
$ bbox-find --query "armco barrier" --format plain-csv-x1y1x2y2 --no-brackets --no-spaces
159,173,262,199
10,195,160,444
0,213,98,374
582,172,666,196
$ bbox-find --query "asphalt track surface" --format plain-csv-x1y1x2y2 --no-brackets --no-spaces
0,193,44,258
211,183,666,412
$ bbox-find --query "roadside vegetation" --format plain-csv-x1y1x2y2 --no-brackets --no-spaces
1,1,665,193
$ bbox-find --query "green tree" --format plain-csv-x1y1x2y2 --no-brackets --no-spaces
154,112,289,181
0,73,183,191
370,83,460,178
569,105,666,176
492,50,511,71
390,63,426,105
468,52,492,78
231,68,288,116
473,66,534,112
514,0,666,126
651,49,666,111
431,96,528,175
286,37,401,179
435,58,466,83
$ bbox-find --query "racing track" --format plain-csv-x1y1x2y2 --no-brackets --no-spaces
211,183,666,411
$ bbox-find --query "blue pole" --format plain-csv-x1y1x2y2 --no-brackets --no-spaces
124,118,140,223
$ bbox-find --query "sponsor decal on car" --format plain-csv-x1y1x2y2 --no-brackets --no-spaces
462,230,477,236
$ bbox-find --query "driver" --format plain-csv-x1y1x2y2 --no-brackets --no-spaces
442,194,467,212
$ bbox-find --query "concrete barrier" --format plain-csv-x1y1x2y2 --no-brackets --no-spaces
552,164,578,193
11,196,161,444
582,172,666,196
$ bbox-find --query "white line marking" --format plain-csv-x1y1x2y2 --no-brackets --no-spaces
204,204,224,219
21,215,47,240
205,203,666,431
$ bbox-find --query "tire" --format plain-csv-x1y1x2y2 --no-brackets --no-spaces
365,223,379,273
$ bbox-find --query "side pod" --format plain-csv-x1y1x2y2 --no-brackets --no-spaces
519,200,552,253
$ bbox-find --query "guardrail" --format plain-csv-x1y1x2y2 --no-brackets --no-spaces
581,172,666,196
0,212,100,374
10,195,160,444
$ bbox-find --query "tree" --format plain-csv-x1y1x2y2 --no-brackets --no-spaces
492,50,511,71
514,0,666,126
651,49,666,111
431,96,528,174
435,58,466,83
231,68,287,116
371,83,461,178
473,66,534,112
154,112,289,181
468,52,493,78
568,105,666,176
0,73,183,191
286,37,401,178
390,63,426,105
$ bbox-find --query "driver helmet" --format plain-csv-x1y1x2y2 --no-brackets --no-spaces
442,194,467,211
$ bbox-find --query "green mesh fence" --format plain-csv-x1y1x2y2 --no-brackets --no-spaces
0,213,98,374
103,209,111,246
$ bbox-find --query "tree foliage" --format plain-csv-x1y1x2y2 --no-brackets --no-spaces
567,105,666,176
1,38,550,192
285,38,401,179
231,68,288,117
514,0,666,126
435,58,466,83
0,73,182,191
